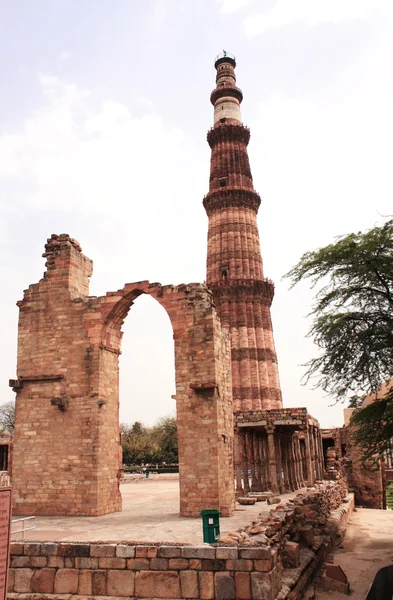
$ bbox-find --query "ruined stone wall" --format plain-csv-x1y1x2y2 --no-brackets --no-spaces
12,235,235,517
8,482,353,600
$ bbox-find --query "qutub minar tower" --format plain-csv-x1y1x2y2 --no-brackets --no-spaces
204,52,283,413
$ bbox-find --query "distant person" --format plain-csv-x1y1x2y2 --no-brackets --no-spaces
366,565,393,599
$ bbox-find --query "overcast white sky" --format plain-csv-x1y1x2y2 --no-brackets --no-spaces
1,0,392,428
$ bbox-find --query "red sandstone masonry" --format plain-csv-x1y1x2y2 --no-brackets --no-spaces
7,483,354,600
204,56,283,413
12,235,235,517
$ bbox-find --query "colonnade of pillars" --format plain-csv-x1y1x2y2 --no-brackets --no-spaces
234,425,325,496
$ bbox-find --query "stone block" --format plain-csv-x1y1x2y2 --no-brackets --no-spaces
267,496,281,505
54,568,79,594
189,559,202,570
107,569,135,596
180,570,199,598
169,558,189,569
135,570,181,598
75,557,99,569
235,572,252,600
240,548,271,560
7,568,15,592
150,558,169,570
199,571,214,600
98,557,126,569
92,570,107,596
10,543,24,556
282,541,300,568
158,546,182,558
215,572,236,600
201,559,226,571
57,544,73,557
70,543,90,557
90,544,116,557
47,557,65,568
31,568,55,593
23,544,41,556
10,556,31,568
251,570,280,600
40,543,58,556
14,568,34,593
215,547,238,560
225,559,253,571
182,545,216,559
127,558,150,570
78,570,92,595
136,545,158,558
254,559,273,572
116,545,135,558
30,556,48,568
238,497,256,505
299,525,315,547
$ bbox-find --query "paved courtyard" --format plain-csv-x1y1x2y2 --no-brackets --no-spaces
16,475,305,544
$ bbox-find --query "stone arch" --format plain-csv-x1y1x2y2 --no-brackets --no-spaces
11,237,235,517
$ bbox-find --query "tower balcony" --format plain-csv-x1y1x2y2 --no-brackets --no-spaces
210,84,243,106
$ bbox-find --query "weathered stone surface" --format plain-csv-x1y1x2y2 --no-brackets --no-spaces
14,569,34,593
31,568,55,593
180,570,199,598
199,571,214,600
54,569,79,594
238,497,256,505
135,571,181,598
235,571,252,600
214,572,236,600
107,569,135,596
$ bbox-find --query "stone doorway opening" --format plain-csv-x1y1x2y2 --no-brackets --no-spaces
119,293,177,470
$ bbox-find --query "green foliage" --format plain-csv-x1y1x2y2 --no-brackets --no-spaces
286,219,393,401
121,415,178,465
350,386,393,459
0,400,15,434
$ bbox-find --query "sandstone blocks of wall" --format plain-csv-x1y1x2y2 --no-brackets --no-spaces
8,482,354,600
13,235,235,517
8,542,281,600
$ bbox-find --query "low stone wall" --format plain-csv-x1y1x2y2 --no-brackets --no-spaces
8,482,354,600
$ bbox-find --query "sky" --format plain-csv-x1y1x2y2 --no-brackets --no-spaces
0,0,392,428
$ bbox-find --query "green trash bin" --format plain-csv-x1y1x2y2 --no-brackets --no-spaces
200,509,221,543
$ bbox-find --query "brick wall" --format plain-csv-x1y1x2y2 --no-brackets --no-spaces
8,482,354,600
12,235,235,517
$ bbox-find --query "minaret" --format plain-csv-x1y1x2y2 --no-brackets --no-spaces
204,52,283,413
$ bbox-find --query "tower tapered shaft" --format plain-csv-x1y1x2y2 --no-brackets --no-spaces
204,52,283,412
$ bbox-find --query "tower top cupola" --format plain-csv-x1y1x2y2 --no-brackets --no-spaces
211,50,243,125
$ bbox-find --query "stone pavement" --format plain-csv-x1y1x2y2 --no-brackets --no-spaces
316,507,393,599
16,476,306,544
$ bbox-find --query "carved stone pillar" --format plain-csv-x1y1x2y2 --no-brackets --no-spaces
252,433,263,491
234,429,243,496
261,436,270,490
243,432,251,494
266,427,279,493
304,426,315,486
292,433,303,489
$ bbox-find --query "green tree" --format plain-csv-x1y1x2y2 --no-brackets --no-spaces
0,400,15,434
286,220,393,457
120,415,178,465
120,421,156,464
151,416,178,464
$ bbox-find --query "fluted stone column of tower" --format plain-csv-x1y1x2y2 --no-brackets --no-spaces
204,52,283,412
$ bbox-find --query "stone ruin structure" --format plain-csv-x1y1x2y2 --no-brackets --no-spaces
10,52,325,518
